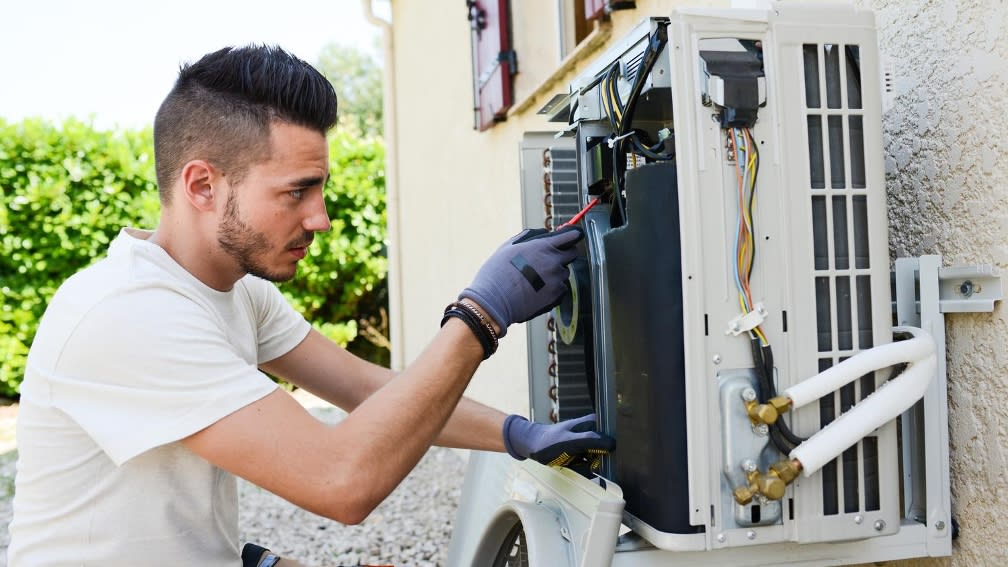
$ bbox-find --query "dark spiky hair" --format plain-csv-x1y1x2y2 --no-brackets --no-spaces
153,45,338,203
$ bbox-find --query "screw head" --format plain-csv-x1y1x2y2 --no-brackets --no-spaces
754,423,770,436
746,530,757,540
741,388,757,402
716,533,726,543
936,520,946,531
713,354,722,365
959,280,975,298
742,459,758,473
854,514,863,524
874,519,886,531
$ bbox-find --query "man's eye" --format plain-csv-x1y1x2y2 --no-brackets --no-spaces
290,189,304,200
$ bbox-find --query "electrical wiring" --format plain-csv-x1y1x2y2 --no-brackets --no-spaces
595,24,672,227
728,126,806,453
730,127,766,346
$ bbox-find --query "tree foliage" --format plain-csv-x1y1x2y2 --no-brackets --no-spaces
0,118,387,398
315,42,384,137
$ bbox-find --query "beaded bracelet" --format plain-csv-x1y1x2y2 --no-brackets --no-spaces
441,301,499,360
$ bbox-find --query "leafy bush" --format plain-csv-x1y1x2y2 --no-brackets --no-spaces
0,118,387,398
279,134,389,366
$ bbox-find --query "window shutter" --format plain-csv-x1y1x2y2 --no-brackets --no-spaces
584,0,606,20
467,0,516,131
585,0,636,22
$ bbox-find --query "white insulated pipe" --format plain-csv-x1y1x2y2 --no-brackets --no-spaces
785,327,937,476
784,327,936,408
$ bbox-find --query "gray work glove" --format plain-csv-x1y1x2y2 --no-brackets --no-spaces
459,226,583,337
502,413,615,470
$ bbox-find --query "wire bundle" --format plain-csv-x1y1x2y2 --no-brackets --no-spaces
586,25,672,226
729,127,766,345
727,127,805,454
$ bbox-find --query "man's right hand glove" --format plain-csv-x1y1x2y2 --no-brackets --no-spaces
502,413,615,471
459,226,583,337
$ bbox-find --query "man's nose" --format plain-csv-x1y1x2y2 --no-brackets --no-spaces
303,193,332,232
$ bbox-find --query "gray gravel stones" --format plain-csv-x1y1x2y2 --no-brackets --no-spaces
240,446,465,567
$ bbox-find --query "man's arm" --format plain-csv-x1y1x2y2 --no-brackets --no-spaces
183,227,588,524
260,327,506,452
182,317,484,525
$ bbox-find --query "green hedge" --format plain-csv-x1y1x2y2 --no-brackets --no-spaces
0,118,387,398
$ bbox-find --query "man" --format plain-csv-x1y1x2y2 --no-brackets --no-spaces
7,46,613,566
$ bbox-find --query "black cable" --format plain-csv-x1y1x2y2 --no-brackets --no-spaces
608,23,670,225
631,130,674,161
603,66,620,131
580,67,608,95
770,425,798,454
617,26,667,137
611,70,625,116
749,338,805,453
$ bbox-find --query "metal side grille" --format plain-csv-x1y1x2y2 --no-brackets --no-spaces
803,43,880,515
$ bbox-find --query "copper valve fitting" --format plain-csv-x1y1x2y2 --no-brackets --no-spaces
744,395,793,425
733,468,786,505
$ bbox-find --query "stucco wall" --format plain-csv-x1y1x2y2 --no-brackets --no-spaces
864,1,1008,565
388,0,1006,564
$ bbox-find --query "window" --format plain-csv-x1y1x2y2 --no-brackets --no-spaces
467,0,516,131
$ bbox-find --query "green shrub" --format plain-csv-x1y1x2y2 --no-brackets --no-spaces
0,118,388,398
279,134,389,366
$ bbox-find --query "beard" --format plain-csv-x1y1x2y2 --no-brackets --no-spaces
217,190,312,282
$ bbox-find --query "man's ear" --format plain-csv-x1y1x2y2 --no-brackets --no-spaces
180,160,219,211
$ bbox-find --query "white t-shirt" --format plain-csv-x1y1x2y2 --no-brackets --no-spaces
8,228,312,566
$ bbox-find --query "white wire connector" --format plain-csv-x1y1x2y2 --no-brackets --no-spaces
606,131,636,148
725,303,766,336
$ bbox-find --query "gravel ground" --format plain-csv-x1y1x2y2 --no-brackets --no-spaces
0,393,469,567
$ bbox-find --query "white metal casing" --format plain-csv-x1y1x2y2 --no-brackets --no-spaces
448,3,959,565
670,3,898,547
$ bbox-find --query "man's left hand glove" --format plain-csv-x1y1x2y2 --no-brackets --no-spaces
502,413,615,470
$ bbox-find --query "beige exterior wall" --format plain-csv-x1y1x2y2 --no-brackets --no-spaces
386,0,1007,563
862,1,1008,565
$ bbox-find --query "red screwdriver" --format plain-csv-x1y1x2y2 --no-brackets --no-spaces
558,196,602,229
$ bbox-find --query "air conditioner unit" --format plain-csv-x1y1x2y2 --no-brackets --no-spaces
448,3,1001,565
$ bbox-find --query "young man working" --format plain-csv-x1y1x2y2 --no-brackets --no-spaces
7,45,613,566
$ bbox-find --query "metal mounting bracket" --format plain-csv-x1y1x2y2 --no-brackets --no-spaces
892,257,1003,317
892,255,1001,557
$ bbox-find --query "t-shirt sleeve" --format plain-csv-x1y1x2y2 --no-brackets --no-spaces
48,287,285,466
242,276,312,364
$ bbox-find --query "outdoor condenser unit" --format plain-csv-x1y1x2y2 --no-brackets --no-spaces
448,3,1002,566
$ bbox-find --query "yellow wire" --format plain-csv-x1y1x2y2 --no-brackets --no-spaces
608,75,622,124
732,127,770,348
